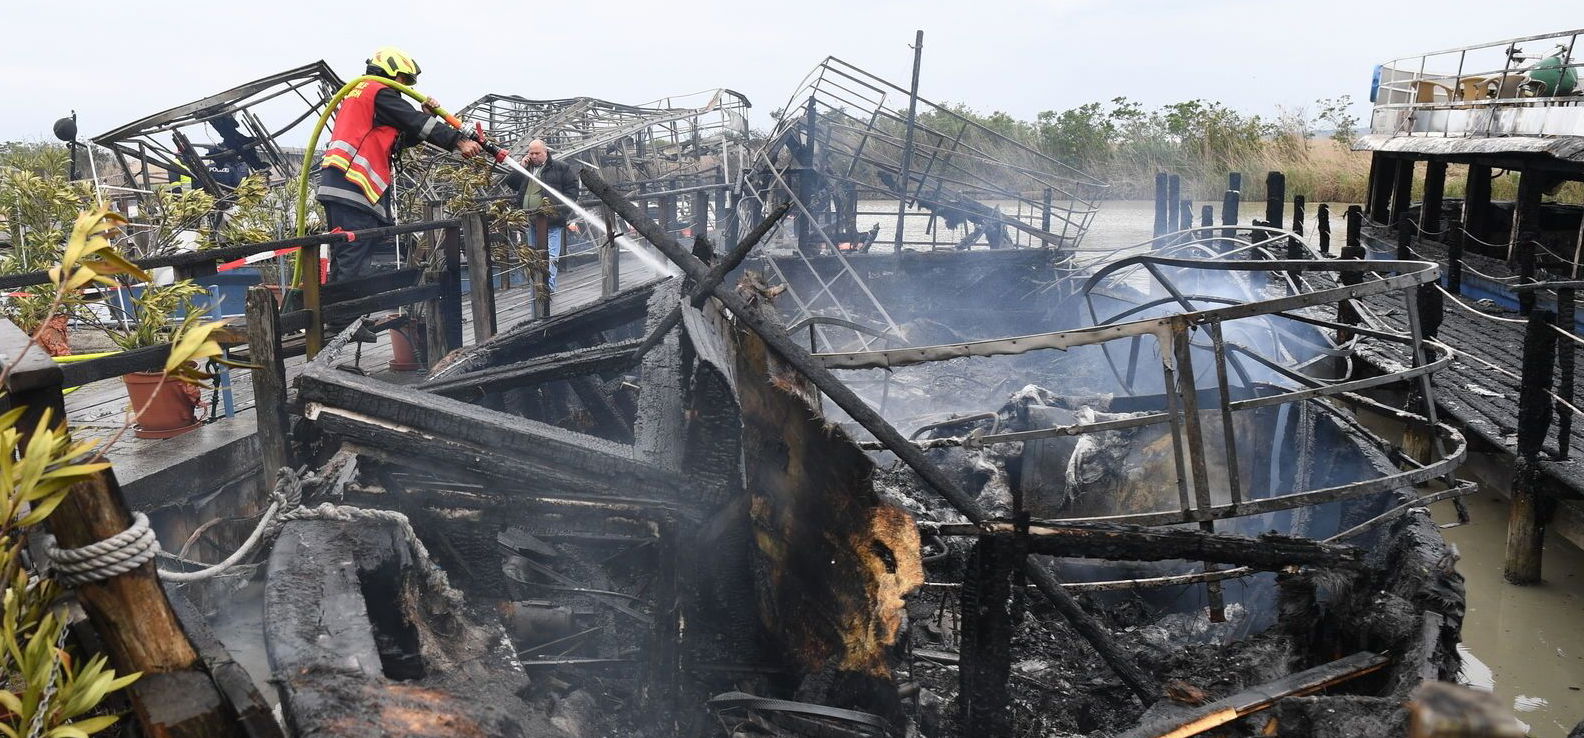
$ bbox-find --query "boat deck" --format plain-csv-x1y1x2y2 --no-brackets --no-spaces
69,251,662,511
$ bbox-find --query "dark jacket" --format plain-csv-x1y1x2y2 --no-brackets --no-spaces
506,154,580,227
318,84,464,221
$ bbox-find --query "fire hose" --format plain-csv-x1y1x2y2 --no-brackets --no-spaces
289,75,515,290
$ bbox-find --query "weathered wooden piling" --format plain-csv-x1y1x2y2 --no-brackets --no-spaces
601,208,621,298
1390,159,1414,226
1368,153,1393,225
1338,207,1366,343
1506,309,1557,584
246,286,292,487
1201,205,1213,230
1154,172,1169,239
1464,164,1494,245
1559,287,1576,461
462,212,497,343
1292,195,1306,237
1179,198,1192,235
1042,187,1053,234
1265,171,1285,229
1346,204,1363,252
1448,219,1465,294
1398,216,1415,261
1317,203,1331,255
531,214,551,319
1422,161,1447,236
1167,174,1182,239
1513,170,1545,315
1221,172,1241,245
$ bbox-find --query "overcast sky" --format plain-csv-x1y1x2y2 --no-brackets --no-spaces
0,1,1577,143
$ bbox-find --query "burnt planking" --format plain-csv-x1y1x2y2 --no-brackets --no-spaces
298,363,681,500
927,522,1365,571
428,276,669,380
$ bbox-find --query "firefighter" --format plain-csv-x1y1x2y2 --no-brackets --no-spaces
317,46,481,289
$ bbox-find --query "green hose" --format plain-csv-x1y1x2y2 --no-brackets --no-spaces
290,74,463,289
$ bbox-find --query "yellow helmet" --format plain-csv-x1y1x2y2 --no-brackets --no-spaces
366,46,421,79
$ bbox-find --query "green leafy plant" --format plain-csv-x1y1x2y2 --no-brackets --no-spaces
0,207,165,737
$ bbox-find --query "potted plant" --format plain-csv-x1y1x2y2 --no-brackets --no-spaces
103,280,213,438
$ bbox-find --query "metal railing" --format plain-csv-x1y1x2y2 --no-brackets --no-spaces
1369,28,1584,138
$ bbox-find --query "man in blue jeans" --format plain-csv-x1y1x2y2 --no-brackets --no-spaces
506,139,580,291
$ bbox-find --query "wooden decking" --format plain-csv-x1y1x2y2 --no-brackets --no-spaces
1354,227,1584,546
71,251,663,510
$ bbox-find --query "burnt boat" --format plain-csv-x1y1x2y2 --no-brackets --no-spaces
220,200,1474,738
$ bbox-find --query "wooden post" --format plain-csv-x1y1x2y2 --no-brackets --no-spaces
601,208,620,298
531,215,551,320
0,320,245,737
1464,163,1493,246
1265,171,1285,230
246,287,291,487
1346,204,1363,251
440,221,464,352
1167,174,1181,239
1448,219,1466,294
1398,215,1415,261
658,194,676,239
1201,204,1213,231
1513,169,1545,315
1558,288,1576,461
692,189,711,240
1317,203,1332,255
1390,158,1414,227
1221,173,1241,248
1368,153,1395,224
1154,172,1169,239
1292,195,1306,237
1179,198,1192,235
1506,309,1557,584
1422,161,1448,237
461,212,496,344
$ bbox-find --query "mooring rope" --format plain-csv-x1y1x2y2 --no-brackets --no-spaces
44,467,464,607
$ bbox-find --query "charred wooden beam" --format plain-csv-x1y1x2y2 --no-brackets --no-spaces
1117,652,1390,738
633,281,687,471
581,167,1163,705
427,277,664,380
298,364,681,500
928,523,1364,571
420,340,641,397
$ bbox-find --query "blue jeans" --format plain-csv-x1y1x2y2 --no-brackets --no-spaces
528,226,564,291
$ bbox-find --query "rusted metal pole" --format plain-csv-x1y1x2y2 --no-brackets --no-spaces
894,29,924,253
581,167,1161,705
1506,309,1557,584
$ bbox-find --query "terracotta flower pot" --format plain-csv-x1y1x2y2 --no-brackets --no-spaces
123,371,203,439
388,321,425,372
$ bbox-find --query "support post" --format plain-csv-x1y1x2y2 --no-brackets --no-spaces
1338,207,1366,345
894,29,924,252
461,212,496,344
1042,187,1053,234
1265,171,1285,230
1201,204,1213,230
1318,203,1332,255
601,208,620,298
1513,169,1545,315
246,286,292,487
1346,204,1363,251
1221,173,1240,248
1398,215,1415,261
1506,309,1557,584
440,221,464,352
1448,219,1466,294
1293,195,1306,237
1167,174,1181,240
1422,160,1448,236
693,189,711,240
1558,288,1576,461
1464,163,1493,245
1154,172,1169,239
958,535,1015,738
1179,198,1192,235
531,215,551,320
1390,158,1414,227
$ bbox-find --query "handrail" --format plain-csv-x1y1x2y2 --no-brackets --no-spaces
0,218,461,291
